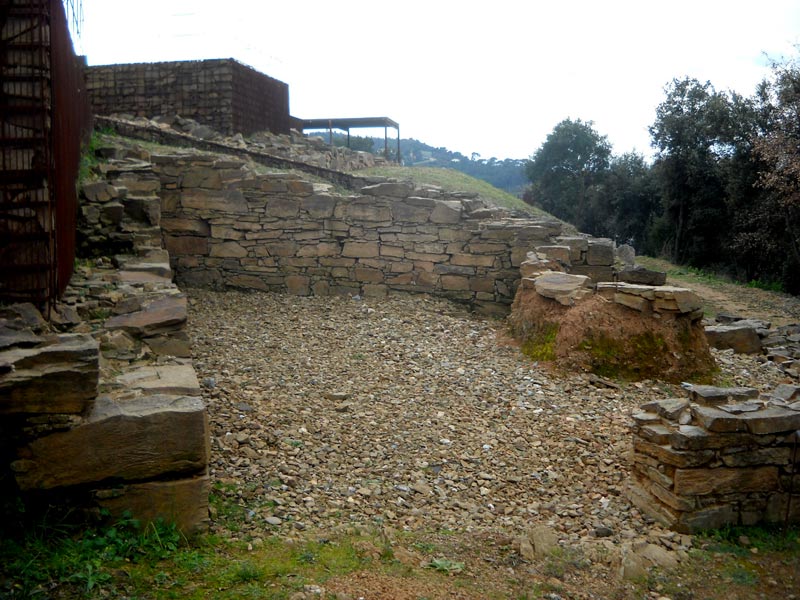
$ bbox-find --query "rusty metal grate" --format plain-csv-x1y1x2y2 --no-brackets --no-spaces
0,0,88,307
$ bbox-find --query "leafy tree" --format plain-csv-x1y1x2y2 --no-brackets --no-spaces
750,54,800,292
599,152,660,250
649,78,734,265
524,119,612,231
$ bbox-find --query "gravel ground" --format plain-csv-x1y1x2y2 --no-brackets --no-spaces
187,289,788,548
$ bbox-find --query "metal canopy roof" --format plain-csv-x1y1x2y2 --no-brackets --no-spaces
301,117,400,161
302,117,399,131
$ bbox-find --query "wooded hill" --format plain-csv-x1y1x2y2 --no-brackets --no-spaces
311,132,528,196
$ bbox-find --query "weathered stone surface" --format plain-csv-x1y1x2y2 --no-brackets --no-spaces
554,236,588,262
115,364,200,395
687,385,758,406
164,235,208,256
0,334,99,415
616,244,636,267
673,466,779,496
618,266,667,286
614,292,651,312
286,275,311,295
640,398,690,421
347,201,392,222
96,474,210,536
430,200,462,224
586,239,615,265
181,189,248,212
772,383,800,402
705,322,763,354
533,272,590,305
653,287,702,313
536,245,571,265
342,241,379,258
360,182,414,197
210,241,248,258
13,394,208,490
301,194,337,218
105,295,187,336
568,264,615,282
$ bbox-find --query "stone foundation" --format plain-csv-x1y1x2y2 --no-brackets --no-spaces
1,154,210,535
627,385,800,532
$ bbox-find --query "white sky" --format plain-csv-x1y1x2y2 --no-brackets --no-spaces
77,0,799,160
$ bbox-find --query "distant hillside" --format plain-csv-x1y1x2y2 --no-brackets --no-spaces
306,132,528,196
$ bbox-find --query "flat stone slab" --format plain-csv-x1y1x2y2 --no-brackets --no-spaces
115,363,200,395
685,384,758,406
618,266,667,286
692,404,800,434
705,322,763,354
0,334,99,415
12,394,208,490
105,294,187,336
533,272,590,304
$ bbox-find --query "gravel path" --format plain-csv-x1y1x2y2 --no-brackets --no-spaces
187,289,788,546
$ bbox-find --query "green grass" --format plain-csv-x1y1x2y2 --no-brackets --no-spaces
354,165,553,217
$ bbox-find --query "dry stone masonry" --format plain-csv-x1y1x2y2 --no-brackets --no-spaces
509,253,714,382
0,158,210,535
628,384,800,532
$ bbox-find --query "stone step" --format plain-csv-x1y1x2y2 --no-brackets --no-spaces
12,393,208,490
0,333,99,415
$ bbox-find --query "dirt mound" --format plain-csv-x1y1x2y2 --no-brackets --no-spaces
509,290,715,382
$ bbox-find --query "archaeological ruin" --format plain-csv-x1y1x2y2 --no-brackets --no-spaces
1,7,798,542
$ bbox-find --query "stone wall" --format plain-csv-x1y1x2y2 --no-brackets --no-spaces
628,385,800,532
81,148,570,314
1,150,210,535
87,59,291,136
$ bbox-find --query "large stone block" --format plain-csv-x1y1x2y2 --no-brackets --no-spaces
673,466,779,496
96,475,210,537
115,364,201,396
12,394,209,490
586,239,615,265
391,201,431,223
347,201,392,222
105,295,187,337
342,241,379,258
210,241,248,258
361,182,414,197
0,334,99,415
430,201,462,224
164,235,208,256
301,194,337,218
265,197,300,218
705,323,763,354
181,189,248,213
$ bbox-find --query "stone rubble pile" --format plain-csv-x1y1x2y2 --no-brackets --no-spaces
103,113,383,173
628,383,800,532
705,314,800,378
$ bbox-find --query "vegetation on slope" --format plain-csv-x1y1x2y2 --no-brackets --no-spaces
354,165,552,218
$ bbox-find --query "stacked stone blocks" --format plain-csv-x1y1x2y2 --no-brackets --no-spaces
628,386,800,532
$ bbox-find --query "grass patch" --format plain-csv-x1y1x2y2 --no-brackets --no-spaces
354,165,553,217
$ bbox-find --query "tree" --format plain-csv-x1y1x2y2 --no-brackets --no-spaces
524,119,612,231
649,78,734,265
600,152,660,250
750,54,800,292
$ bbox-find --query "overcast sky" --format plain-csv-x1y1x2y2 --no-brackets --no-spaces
77,0,799,160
